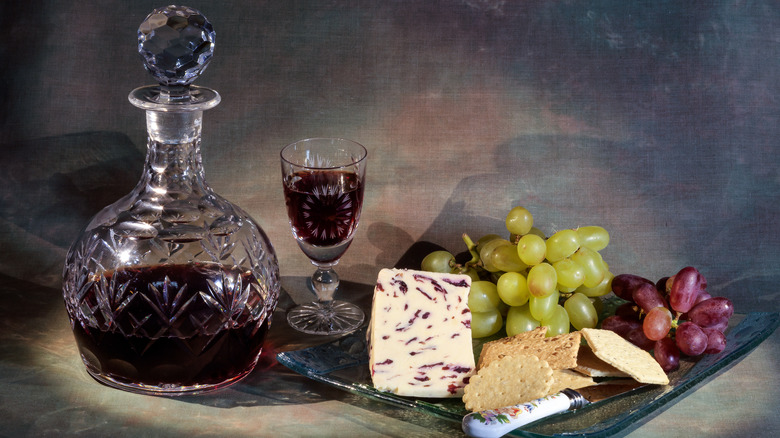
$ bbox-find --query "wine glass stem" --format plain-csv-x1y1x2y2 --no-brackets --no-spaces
311,265,339,303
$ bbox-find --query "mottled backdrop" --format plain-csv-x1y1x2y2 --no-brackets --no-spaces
1,1,778,437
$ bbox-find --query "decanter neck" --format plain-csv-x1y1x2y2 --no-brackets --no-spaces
147,110,203,145
142,110,208,195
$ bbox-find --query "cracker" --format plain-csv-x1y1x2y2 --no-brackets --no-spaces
574,345,630,378
463,354,554,412
546,369,595,396
580,328,669,385
475,326,546,369
477,329,580,371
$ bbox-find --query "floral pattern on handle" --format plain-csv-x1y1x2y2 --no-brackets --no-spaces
471,392,570,425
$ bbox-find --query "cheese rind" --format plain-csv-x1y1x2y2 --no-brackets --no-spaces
368,268,475,398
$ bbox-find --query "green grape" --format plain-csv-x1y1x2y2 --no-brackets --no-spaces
575,271,613,297
529,289,559,321
479,238,512,273
564,292,599,330
552,258,585,290
589,296,604,317
506,304,540,337
470,308,503,338
496,272,530,307
420,250,455,273
576,225,610,251
505,206,533,236
496,298,509,317
476,233,502,250
468,281,501,312
457,267,481,282
490,244,527,273
512,228,545,243
488,271,503,284
527,262,557,298
516,234,546,266
570,246,606,288
545,229,580,263
541,304,570,337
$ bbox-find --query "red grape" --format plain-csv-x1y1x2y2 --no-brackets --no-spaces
694,289,712,305
675,322,708,356
615,302,641,319
643,306,672,341
669,267,703,313
655,276,670,294
627,326,655,350
687,297,734,329
707,319,729,333
702,327,727,355
633,283,668,313
612,274,654,302
600,315,641,338
654,337,680,372
606,267,732,372
664,275,675,292
679,289,712,320
602,314,654,349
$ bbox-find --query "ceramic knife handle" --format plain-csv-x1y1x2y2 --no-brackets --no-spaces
462,389,588,438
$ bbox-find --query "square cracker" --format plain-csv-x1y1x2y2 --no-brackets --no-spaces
546,369,595,396
476,326,547,369
463,354,554,412
581,328,669,385
575,345,630,378
477,328,580,371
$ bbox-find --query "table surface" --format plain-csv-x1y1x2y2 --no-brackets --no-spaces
1,1,778,437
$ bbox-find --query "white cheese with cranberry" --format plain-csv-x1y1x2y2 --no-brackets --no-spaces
368,268,475,397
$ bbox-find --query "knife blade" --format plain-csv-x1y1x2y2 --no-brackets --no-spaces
462,380,647,438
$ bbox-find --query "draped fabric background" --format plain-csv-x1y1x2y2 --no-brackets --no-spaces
1,1,778,437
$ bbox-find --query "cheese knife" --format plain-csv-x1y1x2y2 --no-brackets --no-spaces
462,380,646,438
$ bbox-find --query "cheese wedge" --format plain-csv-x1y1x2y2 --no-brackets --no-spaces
368,268,475,397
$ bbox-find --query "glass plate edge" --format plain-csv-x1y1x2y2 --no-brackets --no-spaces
275,312,779,437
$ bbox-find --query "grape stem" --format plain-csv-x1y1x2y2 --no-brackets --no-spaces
461,233,482,270
635,304,683,329
671,312,683,329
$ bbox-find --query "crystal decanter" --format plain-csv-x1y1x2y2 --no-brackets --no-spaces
62,5,280,395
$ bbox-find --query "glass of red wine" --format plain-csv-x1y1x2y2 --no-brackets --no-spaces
281,138,367,335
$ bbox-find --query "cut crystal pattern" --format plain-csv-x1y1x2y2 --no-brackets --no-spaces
302,184,354,241
63,215,279,337
61,4,279,394
138,5,215,86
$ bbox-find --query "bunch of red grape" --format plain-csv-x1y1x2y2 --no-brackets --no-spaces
602,266,734,372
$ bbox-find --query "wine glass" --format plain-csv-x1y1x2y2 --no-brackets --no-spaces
281,138,367,335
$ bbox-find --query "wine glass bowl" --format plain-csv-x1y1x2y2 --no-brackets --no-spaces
281,138,367,335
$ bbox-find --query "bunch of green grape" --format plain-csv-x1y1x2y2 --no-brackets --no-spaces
420,206,614,338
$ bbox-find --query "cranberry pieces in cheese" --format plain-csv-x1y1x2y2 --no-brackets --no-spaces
368,268,475,397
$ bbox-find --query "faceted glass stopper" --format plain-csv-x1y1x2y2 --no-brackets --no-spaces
138,5,215,86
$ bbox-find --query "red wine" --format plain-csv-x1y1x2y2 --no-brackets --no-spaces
283,170,364,247
69,263,272,393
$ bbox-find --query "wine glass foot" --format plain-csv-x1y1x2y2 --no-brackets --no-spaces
286,300,365,335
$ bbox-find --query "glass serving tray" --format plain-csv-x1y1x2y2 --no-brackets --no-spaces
277,311,778,437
